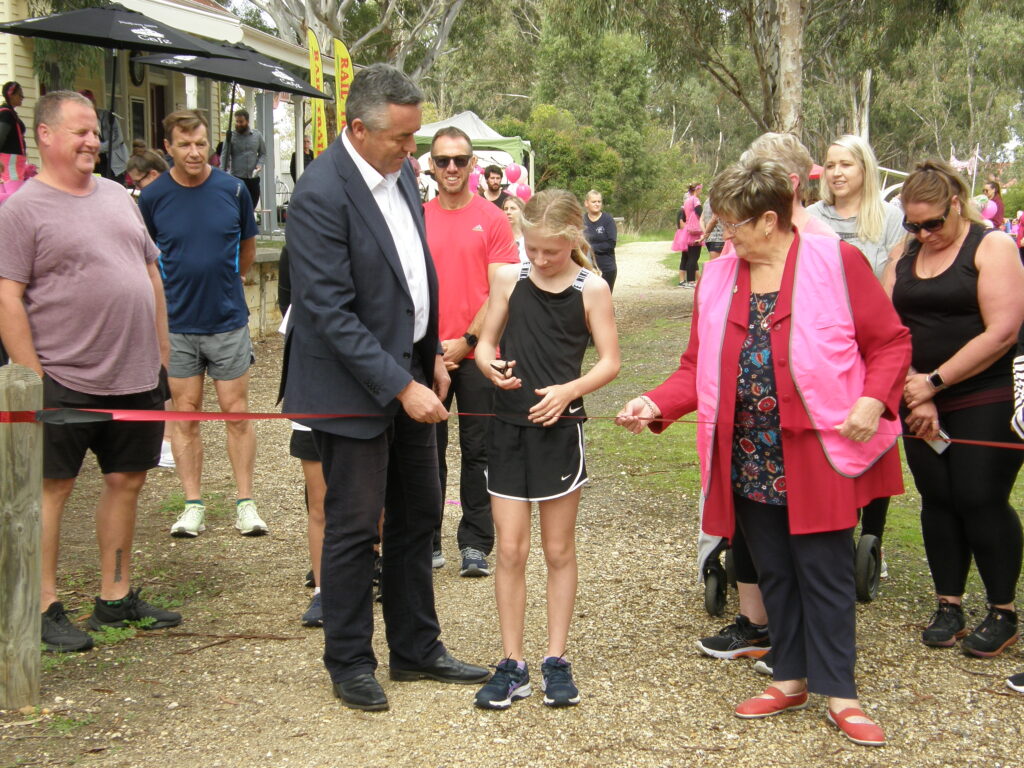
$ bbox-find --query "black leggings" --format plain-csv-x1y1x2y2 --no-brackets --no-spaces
679,245,701,282
730,519,759,584
859,496,889,541
903,401,1024,605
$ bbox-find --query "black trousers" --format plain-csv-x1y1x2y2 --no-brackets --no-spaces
313,409,445,683
903,401,1024,604
434,360,494,554
735,495,857,698
681,245,701,282
241,176,261,209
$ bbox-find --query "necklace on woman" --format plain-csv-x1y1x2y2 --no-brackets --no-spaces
752,292,779,331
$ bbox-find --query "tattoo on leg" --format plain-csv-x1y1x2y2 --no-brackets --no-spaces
114,548,123,583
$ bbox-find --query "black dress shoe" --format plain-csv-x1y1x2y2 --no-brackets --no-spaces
333,673,389,711
390,651,490,684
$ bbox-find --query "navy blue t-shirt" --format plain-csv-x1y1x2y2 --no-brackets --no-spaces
139,167,257,334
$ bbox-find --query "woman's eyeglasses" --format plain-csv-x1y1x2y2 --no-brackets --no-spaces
902,204,951,234
721,216,755,235
431,154,472,169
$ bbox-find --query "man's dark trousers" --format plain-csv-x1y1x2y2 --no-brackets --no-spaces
240,177,261,209
434,360,493,555
314,403,446,683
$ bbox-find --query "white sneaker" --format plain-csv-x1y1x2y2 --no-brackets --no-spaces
170,503,206,538
235,500,268,536
158,440,176,468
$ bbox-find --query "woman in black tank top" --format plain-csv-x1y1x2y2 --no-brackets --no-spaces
888,160,1024,662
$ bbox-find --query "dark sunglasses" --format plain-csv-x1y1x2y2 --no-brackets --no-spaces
902,203,951,234
431,154,472,169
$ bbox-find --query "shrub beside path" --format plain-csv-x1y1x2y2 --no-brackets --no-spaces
2,241,1022,767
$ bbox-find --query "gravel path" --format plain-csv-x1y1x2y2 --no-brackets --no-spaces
3,241,1022,767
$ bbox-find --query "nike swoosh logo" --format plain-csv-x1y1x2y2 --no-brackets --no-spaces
568,405,583,414
561,473,573,481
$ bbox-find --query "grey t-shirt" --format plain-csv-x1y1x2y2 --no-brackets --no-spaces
806,199,906,278
0,178,161,395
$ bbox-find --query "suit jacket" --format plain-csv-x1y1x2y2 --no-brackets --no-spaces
281,138,440,439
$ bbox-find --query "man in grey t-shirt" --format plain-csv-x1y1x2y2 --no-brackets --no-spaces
0,91,181,654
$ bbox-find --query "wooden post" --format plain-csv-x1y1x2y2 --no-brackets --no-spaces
0,364,42,709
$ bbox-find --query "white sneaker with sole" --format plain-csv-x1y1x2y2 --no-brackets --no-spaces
171,503,206,537
235,500,268,536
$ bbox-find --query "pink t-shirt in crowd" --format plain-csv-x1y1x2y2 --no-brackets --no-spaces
424,194,518,358
0,177,161,395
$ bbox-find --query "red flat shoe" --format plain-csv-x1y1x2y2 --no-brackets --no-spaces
735,686,809,719
827,707,886,747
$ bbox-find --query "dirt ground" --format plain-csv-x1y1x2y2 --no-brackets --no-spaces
2,242,1023,768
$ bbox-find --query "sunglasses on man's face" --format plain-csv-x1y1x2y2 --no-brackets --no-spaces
902,203,951,234
431,154,472,169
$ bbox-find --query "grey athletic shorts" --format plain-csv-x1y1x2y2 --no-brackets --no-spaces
169,325,254,380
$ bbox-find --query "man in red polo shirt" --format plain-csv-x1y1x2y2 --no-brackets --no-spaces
424,127,518,577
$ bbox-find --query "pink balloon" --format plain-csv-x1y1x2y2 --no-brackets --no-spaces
505,163,522,183
515,183,532,202
982,200,997,219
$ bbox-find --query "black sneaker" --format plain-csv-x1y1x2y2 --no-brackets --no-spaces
696,615,771,659
304,569,316,588
459,547,490,577
1007,672,1024,693
753,648,774,676
41,602,94,653
474,658,532,710
541,657,580,707
921,600,967,647
962,606,1018,658
86,588,182,631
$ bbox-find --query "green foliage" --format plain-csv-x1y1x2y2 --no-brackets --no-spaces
26,0,102,90
89,624,137,646
48,713,94,734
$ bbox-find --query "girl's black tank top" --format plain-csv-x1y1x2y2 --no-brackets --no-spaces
494,264,590,427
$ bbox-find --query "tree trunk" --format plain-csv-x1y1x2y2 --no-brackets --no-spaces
776,0,804,133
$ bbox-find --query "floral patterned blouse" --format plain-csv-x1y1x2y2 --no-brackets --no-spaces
731,292,787,505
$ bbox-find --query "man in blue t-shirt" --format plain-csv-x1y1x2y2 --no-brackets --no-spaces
139,109,266,540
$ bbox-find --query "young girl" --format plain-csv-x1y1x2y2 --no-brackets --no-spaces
473,189,620,709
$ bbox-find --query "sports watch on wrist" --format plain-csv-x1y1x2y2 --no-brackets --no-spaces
927,370,946,391
463,333,478,348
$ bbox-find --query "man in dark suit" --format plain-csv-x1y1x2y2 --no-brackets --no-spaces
282,63,488,711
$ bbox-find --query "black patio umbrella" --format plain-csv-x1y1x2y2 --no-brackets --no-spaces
0,2,243,175
133,42,331,100
134,42,331,175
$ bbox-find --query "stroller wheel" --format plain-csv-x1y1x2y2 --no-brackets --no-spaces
855,534,881,602
704,569,727,616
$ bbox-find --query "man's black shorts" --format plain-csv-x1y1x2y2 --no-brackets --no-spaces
289,427,320,462
43,375,164,479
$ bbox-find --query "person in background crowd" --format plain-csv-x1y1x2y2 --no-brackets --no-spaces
983,179,1005,232
482,164,510,208
425,126,519,576
502,195,529,264
808,133,908,576
0,90,181,653
889,159,1024,659
583,190,618,293
139,109,266,540
700,197,725,260
125,150,168,196
290,135,313,184
676,184,703,287
0,81,28,184
618,157,909,748
223,109,266,210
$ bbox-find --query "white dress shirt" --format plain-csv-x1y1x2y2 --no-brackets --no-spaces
342,130,429,342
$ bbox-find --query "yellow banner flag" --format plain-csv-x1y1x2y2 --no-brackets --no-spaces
333,38,353,132
307,28,327,157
